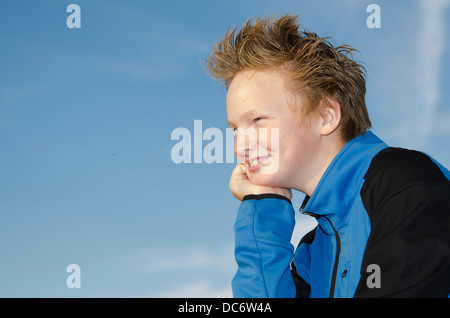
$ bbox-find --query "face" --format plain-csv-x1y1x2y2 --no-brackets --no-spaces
226,69,324,192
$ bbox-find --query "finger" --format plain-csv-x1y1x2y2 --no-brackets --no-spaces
238,163,250,180
232,163,249,180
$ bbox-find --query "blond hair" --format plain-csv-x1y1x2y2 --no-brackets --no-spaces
205,14,371,141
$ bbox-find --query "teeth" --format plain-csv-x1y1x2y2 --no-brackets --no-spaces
250,160,258,167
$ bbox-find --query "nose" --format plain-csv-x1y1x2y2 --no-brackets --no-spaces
234,128,258,162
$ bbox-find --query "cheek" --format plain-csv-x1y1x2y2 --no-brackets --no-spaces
258,128,278,153
273,130,293,161
276,130,308,171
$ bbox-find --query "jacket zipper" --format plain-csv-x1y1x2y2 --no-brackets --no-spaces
323,216,341,298
300,209,341,298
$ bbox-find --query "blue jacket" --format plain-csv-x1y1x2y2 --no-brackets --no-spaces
232,131,450,298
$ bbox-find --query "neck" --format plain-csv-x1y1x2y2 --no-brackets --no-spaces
298,136,346,197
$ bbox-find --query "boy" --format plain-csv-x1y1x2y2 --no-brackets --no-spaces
205,14,450,297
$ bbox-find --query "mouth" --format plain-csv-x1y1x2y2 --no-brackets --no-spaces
246,156,272,172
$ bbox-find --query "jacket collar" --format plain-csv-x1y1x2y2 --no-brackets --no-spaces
300,131,388,231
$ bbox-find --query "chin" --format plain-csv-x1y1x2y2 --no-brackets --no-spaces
249,171,289,189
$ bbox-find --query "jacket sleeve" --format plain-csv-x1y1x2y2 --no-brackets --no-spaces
231,194,296,298
355,182,450,297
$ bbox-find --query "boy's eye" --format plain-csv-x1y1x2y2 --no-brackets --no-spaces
253,117,265,124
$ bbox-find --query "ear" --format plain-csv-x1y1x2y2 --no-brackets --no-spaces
319,98,341,136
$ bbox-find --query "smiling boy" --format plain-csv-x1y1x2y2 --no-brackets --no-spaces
206,14,450,297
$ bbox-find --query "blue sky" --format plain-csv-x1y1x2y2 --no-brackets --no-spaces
0,0,449,297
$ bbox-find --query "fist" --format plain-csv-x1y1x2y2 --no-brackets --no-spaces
229,163,292,201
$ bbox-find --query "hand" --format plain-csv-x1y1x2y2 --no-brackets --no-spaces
229,163,292,201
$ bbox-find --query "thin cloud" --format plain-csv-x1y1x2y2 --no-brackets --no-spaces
416,0,450,140
99,58,186,82
376,0,450,149
150,280,232,298
98,34,210,81
123,244,235,297
0,82,54,107
125,245,235,274
138,31,212,54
